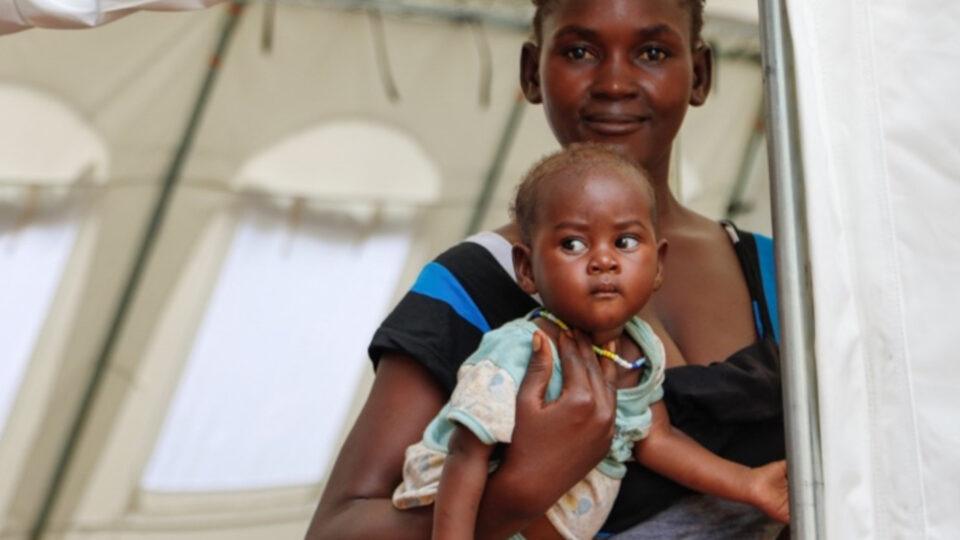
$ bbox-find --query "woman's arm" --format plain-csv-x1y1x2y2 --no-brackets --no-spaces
633,402,790,523
306,353,442,539
307,330,618,539
434,427,495,539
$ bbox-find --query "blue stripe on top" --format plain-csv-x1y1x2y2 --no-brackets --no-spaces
754,234,781,344
410,262,491,333
752,300,763,341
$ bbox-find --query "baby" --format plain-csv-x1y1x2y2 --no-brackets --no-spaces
392,144,788,539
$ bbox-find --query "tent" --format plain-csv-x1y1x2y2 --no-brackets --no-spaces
0,1,772,538
7,0,959,538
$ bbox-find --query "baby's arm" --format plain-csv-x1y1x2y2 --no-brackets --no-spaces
634,402,790,523
434,425,495,539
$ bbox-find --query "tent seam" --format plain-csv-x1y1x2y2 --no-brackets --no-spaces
860,2,929,536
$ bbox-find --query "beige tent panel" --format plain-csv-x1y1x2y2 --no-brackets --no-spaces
0,2,769,538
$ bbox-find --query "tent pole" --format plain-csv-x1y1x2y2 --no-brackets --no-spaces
29,3,247,538
465,92,525,236
757,0,824,538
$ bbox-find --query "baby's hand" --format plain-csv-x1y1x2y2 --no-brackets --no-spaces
748,460,790,523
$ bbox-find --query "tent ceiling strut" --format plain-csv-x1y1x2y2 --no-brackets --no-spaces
29,3,248,538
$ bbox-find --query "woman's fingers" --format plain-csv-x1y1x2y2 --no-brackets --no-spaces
572,330,615,402
565,330,616,440
535,329,616,428
505,329,621,516
556,329,589,392
516,330,554,408
557,330,613,423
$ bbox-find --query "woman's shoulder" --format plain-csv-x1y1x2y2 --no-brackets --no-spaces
413,231,537,328
369,230,536,392
429,231,515,285
720,219,773,246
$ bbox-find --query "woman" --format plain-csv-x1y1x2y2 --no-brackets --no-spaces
308,0,783,537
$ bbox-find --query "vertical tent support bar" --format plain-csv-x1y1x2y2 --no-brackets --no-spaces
465,92,525,236
757,0,824,538
29,3,246,538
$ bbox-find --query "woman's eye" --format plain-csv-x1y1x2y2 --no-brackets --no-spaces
565,46,594,61
616,235,640,250
638,46,668,63
561,238,588,253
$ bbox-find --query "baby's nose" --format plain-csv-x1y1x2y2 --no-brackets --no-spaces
589,253,620,273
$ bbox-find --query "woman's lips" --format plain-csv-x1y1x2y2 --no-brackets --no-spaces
582,114,648,136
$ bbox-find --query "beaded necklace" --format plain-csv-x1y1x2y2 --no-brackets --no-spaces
531,308,647,370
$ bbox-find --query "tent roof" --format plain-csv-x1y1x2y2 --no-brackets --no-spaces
1,0,759,35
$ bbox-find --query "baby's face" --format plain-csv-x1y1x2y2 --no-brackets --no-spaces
524,165,663,338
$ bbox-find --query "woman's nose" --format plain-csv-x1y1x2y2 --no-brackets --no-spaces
591,53,638,100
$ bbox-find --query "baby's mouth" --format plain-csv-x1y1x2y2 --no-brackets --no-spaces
590,282,620,296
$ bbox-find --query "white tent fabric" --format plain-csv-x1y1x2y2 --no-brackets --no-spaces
0,0,762,34
0,206,78,434
6,1,957,538
0,0,222,34
142,203,413,492
0,2,772,538
789,1,960,537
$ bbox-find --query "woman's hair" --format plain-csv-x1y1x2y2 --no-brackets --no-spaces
531,0,706,46
511,143,657,244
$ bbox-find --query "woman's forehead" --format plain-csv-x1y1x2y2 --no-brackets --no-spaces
541,0,693,39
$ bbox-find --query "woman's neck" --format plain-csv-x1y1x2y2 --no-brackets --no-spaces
645,155,698,233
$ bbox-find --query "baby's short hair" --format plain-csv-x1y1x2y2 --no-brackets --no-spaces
511,143,657,244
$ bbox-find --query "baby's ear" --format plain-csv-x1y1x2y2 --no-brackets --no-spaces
512,243,538,294
654,238,669,290
520,42,543,104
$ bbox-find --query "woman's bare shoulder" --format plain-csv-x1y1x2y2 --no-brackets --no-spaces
656,213,756,363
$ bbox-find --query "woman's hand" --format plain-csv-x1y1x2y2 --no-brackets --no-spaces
747,460,790,524
308,330,620,540
476,329,619,538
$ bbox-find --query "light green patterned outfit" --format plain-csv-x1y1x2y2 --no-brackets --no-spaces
392,316,666,540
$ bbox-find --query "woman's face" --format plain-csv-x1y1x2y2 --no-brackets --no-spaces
522,0,710,179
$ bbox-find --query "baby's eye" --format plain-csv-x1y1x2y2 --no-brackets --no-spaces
565,46,595,61
561,237,588,253
638,46,669,63
615,235,640,250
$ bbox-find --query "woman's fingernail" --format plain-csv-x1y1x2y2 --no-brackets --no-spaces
532,332,542,351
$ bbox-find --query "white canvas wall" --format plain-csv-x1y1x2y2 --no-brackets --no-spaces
789,1,960,537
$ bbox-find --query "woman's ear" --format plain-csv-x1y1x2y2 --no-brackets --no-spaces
512,243,538,294
653,238,669,291
520,42,543,104
689,42,713,107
